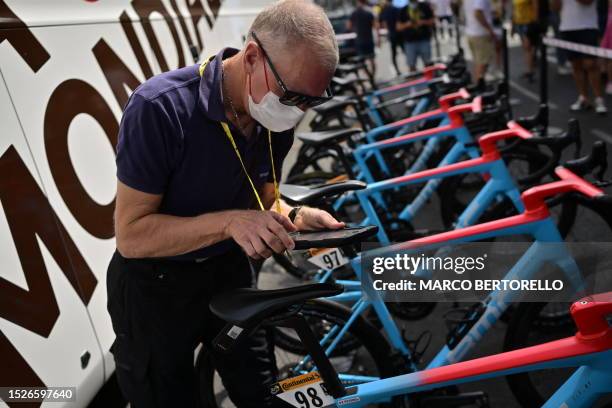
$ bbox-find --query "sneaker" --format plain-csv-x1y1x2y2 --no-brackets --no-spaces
595,97,608,114
557,65,571,75
570,96,591,111
606,83,612,96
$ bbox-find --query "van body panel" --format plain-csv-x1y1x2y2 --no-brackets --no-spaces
0,0,272,406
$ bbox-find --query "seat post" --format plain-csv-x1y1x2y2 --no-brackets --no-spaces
280,315,347,399
326,143,356,179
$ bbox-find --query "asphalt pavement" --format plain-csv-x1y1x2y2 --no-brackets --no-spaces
258,31,612,408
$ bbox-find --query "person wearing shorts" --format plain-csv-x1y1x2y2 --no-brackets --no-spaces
396,0,435,71
433,0,455,39
601,0,612,94
554,0,607,113
464,0,499,81
513,0,540,82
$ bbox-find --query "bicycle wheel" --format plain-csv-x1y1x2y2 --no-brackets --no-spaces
504,198,612,407
198,299,406,407
437,144,553,229
503,301,575,408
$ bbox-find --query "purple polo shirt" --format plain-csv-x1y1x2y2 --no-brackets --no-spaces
116,47,294,260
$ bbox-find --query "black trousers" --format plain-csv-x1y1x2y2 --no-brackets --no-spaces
106,248,284,407
389,34,402,74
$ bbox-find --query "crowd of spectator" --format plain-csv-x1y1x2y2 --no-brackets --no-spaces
346,0,611,114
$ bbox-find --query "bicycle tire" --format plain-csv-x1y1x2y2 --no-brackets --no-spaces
503,302,576,408
198,299,406,407
437,145,557,229
504,197,612,407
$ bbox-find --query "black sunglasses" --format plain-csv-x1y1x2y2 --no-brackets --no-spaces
251,31,333,108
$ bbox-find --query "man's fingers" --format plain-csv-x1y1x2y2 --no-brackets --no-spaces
313,211,345,230
270,211,297,232
267,222,295,250
252,236,273,259
238,238,260,260
260,228,287,254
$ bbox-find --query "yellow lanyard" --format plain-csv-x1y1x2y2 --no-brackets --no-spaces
200,57,281,213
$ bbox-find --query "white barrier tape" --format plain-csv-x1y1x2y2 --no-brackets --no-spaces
336,32,356,41
336,29,389,42
543,37,612,60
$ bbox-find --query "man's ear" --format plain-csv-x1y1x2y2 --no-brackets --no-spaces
243,41,260,75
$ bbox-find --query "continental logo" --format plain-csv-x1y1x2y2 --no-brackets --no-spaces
338,396,361,405
275,372,322,393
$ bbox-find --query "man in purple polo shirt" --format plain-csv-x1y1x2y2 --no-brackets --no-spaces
107,1,342,406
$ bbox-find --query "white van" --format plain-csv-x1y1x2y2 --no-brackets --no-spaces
0,1,273,406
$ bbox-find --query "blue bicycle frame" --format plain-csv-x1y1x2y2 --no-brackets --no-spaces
291,166,603,392
365,65,448,127
333,95,481,213
336,343,612,407
356,90,474,182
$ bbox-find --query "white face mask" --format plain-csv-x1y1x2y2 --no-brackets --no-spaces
247,77,305,132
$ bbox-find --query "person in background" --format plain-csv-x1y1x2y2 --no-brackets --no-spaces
550,7,572,74
464,0,500,81
348,0,381,78
601,0,612,94
513,0,540,82
433,0,455,39
553,0,608,113
379,0,403,74
397,0,436,71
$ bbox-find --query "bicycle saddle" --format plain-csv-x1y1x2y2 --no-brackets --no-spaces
296,128,361,146
210,283,344,327
312,96,355,115
281,180,366,205
331,76,365,87
336,62,363,73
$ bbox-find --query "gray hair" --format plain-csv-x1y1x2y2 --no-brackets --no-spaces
248,0,339,73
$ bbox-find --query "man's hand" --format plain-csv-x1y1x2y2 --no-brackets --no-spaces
294,207,345,231
226,210,297,259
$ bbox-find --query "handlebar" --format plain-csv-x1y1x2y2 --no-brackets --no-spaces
446,96,482,126
423,63,448,79
478,121,533,158
522,159,604,213
515,104,548,131
524,119,581,180
438,87,471,109
563,140,607,180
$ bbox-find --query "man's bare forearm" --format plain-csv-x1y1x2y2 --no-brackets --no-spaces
117,210,235,259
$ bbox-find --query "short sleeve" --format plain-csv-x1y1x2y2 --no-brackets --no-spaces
116,93,181,194
423,3,434,18
472,0,487,11
268,131,294,183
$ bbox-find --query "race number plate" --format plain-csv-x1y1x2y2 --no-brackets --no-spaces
270,371,335,408
307,248,348,270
